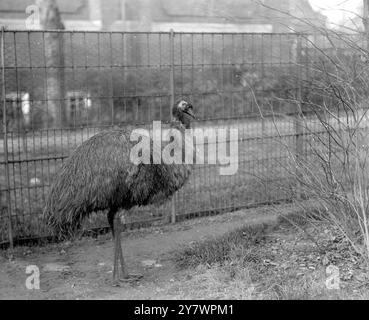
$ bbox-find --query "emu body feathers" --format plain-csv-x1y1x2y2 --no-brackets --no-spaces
44,125,192,238
44,99,195,283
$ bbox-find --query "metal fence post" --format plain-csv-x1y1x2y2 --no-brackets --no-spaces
294,114,303,160
1,27,14,249
294,113,303,199
296,35,304,157
294,35,304,199
169,29,175,116
169,29,176,224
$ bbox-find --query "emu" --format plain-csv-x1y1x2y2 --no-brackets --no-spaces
43,100,196,284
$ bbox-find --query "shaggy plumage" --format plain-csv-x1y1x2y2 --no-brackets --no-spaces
44,129,191,236
43,100,195,283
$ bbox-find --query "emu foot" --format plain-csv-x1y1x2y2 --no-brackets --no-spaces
119,273,143,283
111,274,143,287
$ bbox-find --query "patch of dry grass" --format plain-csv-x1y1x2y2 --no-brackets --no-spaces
167,262,256,299
173,222,274,269
170,217,369,300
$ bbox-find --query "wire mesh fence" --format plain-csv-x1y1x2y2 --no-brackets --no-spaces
0,29,363,245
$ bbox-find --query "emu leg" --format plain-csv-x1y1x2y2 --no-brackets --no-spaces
107,210,124,284
112,215,142,284
112,239,118,282
107,211,120,284
115,222,128,279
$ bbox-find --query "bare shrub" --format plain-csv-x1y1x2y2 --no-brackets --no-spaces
269,27,369,264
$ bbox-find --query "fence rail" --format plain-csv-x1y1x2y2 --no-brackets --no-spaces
0,29,360,246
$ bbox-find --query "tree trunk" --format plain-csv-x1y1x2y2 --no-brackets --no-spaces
364,0,369,50
37,0,66,128
101,0,121,30
364,0,369,30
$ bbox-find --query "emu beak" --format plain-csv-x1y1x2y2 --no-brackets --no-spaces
184,106,196,120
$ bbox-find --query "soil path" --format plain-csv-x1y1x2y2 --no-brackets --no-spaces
0,205,284,299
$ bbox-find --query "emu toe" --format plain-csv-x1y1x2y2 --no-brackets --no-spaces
119,273,143,283
111,274,143,287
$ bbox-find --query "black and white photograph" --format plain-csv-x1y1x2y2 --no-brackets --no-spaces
0,0,369,303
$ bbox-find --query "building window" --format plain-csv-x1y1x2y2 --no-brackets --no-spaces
2,92,30,130
66,91,91,125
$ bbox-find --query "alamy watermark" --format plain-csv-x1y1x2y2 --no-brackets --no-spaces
25,265,40,290
325,265,340,290
25,4,40,30
129,121,239,176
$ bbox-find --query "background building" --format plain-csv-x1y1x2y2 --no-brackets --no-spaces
0,0,328,131
0,0,326,32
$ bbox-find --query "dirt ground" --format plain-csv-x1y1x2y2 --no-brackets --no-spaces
0,205,281,300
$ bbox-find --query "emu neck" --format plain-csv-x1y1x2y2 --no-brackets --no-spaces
172,111,191,129
170,119,188,132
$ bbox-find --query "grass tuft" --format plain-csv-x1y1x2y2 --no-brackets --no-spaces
173,222,274,269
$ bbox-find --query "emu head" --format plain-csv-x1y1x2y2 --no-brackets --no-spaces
172,99,196,129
